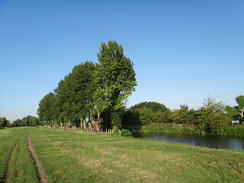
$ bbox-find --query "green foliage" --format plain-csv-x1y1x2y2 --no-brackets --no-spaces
37,92,58,123
94,41,137,127
56,61,97,124
22,115,39,126
0,117,10,128
223,126,244,137
236,95,244,109
130,101,168,113
236,95,244,121
127,96,244,137
225,105,239,120
121,110,141,131
120,128,132,137
37,41,136,130
168,105,195,124
122,102,169,130
12,116,40,127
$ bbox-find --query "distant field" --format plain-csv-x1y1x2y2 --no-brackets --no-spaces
0,127,244,183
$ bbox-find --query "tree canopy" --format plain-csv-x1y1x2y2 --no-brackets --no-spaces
37,41,137,130
0,117,10,128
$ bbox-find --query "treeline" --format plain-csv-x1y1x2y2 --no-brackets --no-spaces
37,41,136,131
12,115,40,127
0,115,40,128
124,96,244,137
36,40,243,137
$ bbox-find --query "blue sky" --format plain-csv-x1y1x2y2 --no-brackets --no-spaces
1,0,244,122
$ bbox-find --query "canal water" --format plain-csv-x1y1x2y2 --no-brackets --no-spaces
142,133,244,150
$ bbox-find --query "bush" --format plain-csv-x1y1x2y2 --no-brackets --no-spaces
120,129,132,137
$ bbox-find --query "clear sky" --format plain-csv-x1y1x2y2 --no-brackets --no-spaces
1,0,244,122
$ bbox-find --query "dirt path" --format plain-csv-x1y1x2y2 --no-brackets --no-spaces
28,136,48,183
4,138,20,183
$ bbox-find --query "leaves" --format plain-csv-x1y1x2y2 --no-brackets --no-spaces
38,41,137,128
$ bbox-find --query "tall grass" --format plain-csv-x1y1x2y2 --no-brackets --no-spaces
140,123,195,135
223,126,244,137
140,123,244,137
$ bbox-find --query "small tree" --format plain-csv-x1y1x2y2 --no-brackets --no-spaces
0,117,10,128
195,96,229,136
236,95,244,122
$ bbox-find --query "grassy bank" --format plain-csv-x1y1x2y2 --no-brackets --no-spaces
140,123,244,137
1,127,244,182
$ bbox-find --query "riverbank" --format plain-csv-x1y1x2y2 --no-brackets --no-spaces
140,123,244,137
1,127,244,182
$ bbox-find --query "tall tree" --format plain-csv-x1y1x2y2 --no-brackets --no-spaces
94,41,137,129
22,115,39,126
37,92,58,125
69,61,97,126
56,75,74,125
54,61,97,127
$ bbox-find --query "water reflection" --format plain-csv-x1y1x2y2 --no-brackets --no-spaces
143,133,244,150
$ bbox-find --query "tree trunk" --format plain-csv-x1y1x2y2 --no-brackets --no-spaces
240,110,244,118
98,112,101,119
83,120,87,130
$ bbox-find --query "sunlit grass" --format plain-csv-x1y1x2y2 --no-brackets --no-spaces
30,128,244,182
1,127,244,182
0,128,39,183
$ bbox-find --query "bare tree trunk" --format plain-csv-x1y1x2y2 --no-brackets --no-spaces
80,118,83,130
240,110,244,118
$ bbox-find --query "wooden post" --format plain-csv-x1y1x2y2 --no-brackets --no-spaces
118,130,121,137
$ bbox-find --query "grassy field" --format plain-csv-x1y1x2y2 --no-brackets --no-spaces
0,127,244,183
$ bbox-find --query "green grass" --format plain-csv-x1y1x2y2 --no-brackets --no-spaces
1,127,244,182
0,129,19,182
0,128,39,183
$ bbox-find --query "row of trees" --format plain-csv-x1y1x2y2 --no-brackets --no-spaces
12,115,40,127
0,115,40,128
37,41,137,131
124,96,244,136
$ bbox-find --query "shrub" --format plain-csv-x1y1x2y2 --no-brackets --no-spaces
120,129,132,137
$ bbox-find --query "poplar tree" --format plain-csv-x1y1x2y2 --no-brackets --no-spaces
94,41,137,129
37,92,58,124
70,61,96,125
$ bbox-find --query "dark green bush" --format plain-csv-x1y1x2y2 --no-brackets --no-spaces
120,129,132,137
